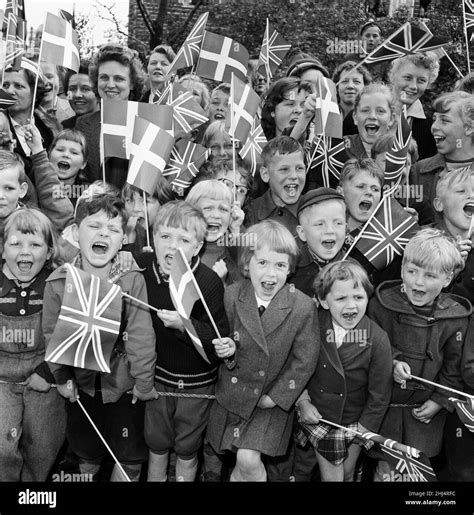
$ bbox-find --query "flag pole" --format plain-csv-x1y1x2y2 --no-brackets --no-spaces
409,374,474,401
29,15,46,123
178,248,222,339
462,0,471,74
121,291,162,315
230,74,237,203
142,190,152,250
76,399,131,482
100,100,106,185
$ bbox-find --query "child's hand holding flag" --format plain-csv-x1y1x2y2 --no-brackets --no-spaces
212,337,236,359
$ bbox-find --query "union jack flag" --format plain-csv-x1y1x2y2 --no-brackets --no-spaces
307,136,347,189
228,74,261,143
0,88,15,110
361,430,436,481
163,87,208,139
2,0,25,36
166,12,209,78
352,195,419,270
45,264,122,373
169,248,210,364
5,12,26,71
384,112,412,196
362,21,447,65
239,117,268,176
154,81,189,106
163,139,210,195
449,397,474,432
464,0,474,43
257,19,291,79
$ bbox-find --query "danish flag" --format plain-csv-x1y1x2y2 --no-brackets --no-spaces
45,264,122,373
40,12,80,72
196,31,249,83
169,248,210,364
229,74,261,143
166,12,209,77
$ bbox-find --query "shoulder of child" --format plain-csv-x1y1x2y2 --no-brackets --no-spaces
44,264,69,283
436,291,473,319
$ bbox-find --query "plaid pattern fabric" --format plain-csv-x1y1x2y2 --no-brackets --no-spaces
295,410,373,465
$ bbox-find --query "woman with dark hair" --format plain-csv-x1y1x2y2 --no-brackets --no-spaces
3,63,55,176
261,77,313,141
141,44,176,103
75,44,147,188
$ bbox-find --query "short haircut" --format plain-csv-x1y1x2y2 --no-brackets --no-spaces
211,83,231,97
89,44,146,101
435,166,474,199
315,258,373,301
298,196,346,223
3,207,58,269
455,72,474,94
261,77,312,140
432,91,474,133
261,135,304,168
353,82,395,117
186,179,232,207
74,181,120,217
49,129,88,161
152,200,207,242
339,158,384,189
75,193,128,232
178,74,210,111
360,20,381,36
239,219,300,272
371,132,419,163
403,228,464,276
121,176,174,205
64,60,92,92
0,150,27,183
149,44,176,63
332,60,372,88
202,120,231,148
389,52,440,87
3,66,48,108
199,155,253,187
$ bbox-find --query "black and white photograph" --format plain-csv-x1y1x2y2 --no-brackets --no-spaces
0,0,473,513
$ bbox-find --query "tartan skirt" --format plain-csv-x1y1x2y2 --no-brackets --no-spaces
295,417,374,466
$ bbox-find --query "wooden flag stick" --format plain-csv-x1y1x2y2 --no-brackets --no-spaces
121,291,161,315
29,15,47,123
230,74,237,203
100,99,106,185
468,213,474,239
142,190,151,250
410,374,474,401
77,399,131,482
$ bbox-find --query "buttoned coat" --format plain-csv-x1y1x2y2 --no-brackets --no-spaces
214,280,320,420
306,309,392,431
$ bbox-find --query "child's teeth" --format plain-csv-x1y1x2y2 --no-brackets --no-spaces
287,186,296,197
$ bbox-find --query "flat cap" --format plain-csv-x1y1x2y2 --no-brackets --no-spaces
297,187,345,216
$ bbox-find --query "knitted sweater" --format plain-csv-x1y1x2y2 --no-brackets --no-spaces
135,252,229,389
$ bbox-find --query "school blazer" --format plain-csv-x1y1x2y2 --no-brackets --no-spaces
215,280,320,420
307,309,392,432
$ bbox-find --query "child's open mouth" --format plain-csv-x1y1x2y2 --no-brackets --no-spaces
321,239,335,250
359,200,372,211
214,112,225,120
365,124,379,136
17,260,33,272
463,202,474,217
164,253,174,266
261,281,276,294
57,161,71,171
92,242,109,255
342,312,357,321
207,223,221,235
284,184,298,197
433,136,445,145
411,289,425,299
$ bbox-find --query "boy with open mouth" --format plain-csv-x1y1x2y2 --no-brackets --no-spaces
244,136,306,241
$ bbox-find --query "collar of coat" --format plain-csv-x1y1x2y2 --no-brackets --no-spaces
375,280,472,320
416,153,446,175
253,188,300,221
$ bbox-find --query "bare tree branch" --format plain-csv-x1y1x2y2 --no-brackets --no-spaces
168,0,205,47
135,0,154,37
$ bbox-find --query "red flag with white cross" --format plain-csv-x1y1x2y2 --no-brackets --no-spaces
40,12,80,72
314,76,342,138
228,74,261,143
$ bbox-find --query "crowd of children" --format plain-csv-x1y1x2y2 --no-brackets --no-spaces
0,16,473,485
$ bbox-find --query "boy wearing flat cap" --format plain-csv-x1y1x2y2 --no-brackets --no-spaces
291,187,347,298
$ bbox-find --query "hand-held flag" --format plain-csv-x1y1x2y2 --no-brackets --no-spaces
196,31,249,83
239,116,268,176
166,12,209,78
314,76,342,138
351,195,419,270
0,88,15,110
5,12,26,71
40,12,80,72
449,397,474,432
257,19,291,79
306,136,347,188
169,248,214,364
162,139,210,194
361,21,447,65
384,112,412,196
463,0,474,72
228,74,261,143
127,116,175,196
45,264,122,373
